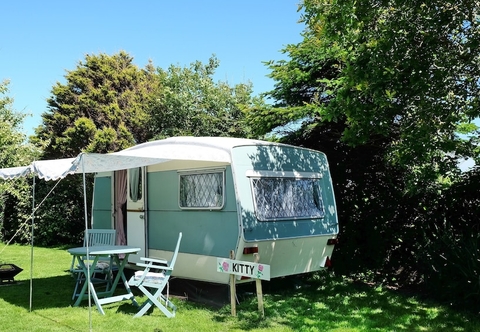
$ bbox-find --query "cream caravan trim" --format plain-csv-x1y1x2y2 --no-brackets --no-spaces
245,170,323,178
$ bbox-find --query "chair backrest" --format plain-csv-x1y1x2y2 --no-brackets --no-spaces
84,229,116,247
70,229,117,271
169,232,182,269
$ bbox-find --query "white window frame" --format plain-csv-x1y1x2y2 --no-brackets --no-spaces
178,168,225,210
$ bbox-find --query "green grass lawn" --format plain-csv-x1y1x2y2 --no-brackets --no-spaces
0,242,479,332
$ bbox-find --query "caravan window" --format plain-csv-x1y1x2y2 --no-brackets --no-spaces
179,170,224,209
251,177,325,221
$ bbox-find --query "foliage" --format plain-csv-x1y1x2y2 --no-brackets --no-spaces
27,176,92,246
0,80,37,167
416,168,480,308
0,80,39,244
34,51,157,158
148,55,255,138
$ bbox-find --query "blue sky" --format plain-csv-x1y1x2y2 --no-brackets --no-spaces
0,1,304,135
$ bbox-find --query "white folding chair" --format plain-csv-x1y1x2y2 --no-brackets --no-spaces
128,232,182,318
70,229,117,300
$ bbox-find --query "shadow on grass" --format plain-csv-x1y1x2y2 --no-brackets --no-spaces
212,273,480,332
0,273,114,311
0,275,74,309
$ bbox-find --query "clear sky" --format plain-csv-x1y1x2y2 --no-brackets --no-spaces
0,1,305,135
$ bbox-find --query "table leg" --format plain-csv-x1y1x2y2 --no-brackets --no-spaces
72,255,102,310
96,254,138,308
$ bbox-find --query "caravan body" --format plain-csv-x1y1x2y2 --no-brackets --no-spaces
92,137,338,284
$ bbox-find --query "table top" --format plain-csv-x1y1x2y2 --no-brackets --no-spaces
67,245,141,256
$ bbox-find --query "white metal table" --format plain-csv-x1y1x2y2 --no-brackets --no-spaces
68,245,140,315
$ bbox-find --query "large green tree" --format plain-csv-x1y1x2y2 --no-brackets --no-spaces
251,0,480,187
148,55,255,138
35,51,158,158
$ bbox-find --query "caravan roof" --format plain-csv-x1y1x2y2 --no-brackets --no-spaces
118,136,281,162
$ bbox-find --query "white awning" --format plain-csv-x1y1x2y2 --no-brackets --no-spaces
0,165,31,179
0,136,270,181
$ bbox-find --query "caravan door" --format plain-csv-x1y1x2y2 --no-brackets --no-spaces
126,167,147,264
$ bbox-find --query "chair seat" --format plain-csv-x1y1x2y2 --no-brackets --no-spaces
73,259,118,274
96,261,111,270
134,271,165,284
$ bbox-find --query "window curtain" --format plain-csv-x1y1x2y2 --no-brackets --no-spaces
252,178,324,220
129,167,140,202
115,170,127,245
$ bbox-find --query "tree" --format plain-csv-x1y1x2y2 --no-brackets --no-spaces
34,51,158,158
148,55,255,138
0,80,39,243
251,0,480,188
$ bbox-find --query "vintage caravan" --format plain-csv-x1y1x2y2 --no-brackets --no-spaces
91,136,339,284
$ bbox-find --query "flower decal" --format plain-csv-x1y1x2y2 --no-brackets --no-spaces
218,261,229,272
256,264,264,279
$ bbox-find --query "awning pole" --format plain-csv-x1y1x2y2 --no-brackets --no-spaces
81,154,93,332
29,175,35,312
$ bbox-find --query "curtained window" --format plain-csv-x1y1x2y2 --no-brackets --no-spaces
251,177,325,221
129,167,142,202
115,170,127,245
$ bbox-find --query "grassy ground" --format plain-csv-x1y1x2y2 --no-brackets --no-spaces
0,242,479,332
